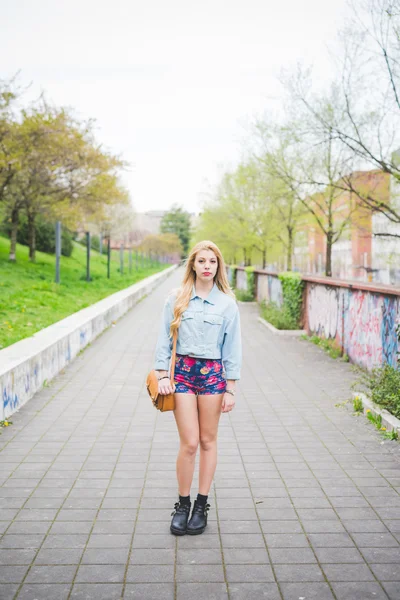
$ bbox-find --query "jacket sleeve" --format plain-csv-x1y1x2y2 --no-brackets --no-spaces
154,295,174,371
221,305,242,380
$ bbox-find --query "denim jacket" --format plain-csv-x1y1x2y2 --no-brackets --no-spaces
154,282,242,380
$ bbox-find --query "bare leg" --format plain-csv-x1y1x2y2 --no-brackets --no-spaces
173,393,199,496
197,393,224,495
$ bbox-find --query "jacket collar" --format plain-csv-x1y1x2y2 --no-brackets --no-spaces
190,281,219,305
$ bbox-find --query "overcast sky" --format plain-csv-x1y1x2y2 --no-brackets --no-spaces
1,0,349,215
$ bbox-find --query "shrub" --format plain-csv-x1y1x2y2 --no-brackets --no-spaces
363,364,400,419
308,334,342,359
244,266,255,300
229,265,238,289
278,271,304,326
260,300,299,330
77,234,101,252
8,215,74,257
235,289,255,302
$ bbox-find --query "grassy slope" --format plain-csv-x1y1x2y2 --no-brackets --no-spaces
0,235,168,350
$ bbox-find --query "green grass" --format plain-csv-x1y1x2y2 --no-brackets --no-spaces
0,235,169,350
260,300,299,330
302,334,343,359
234,289,255,302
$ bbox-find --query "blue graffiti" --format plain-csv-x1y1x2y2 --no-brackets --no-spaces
3,387,19,411
24,373,30,393
80,330,86,345
382,297,400,367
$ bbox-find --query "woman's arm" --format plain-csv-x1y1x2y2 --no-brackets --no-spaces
221,307,242,381
154,296,176,395
154,296,174,371
221,306,241,413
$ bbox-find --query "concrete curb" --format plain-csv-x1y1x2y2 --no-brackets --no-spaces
258,316,307,337
352,391,400,434
0,265,177,419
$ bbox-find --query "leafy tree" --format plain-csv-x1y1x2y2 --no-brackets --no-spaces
2,97,129,262
194,160,285,268
160,205,191,256
289,0,400,232
256,97,358,277
140,232,182,257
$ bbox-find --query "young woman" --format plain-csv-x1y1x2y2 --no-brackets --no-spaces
154,240,242,536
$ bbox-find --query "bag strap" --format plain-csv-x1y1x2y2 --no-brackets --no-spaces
169,329,178,381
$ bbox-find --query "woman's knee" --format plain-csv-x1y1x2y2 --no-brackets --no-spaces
181,438,199,455
199,436,216,451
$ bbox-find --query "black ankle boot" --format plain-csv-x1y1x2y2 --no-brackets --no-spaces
170,501,191,536
186,500,210,535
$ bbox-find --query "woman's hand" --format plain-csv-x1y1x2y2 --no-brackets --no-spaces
158,377,175,395
221,391,235,413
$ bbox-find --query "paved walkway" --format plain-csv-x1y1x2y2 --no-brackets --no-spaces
0,268,399,600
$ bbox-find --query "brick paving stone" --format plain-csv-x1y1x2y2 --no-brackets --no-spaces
25,565,76,584
176,564,225,582
274,563,325,582
0,585,20,600
225,564,274,583
1,267,400,596
280,582,335,600
17,584,71,600
70,584,123,600
382,583,400,600
126,564,175,583
75,564,126,584
331,581,389,599
176,583,228,600
124,583,175,599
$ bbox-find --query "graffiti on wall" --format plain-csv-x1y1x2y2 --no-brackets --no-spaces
308,285,340,339
382,297,400,366
307,282,400,370
345,292,384,370
268,276,283,307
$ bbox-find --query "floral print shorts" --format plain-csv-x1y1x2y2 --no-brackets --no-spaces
174,354,227,395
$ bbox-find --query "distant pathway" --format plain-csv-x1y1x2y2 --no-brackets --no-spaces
0,268,399,600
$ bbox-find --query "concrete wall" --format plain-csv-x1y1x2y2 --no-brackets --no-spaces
230,266,400,371
303,278,400,371
0,266,177,420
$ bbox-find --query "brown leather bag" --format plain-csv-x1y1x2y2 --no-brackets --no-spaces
146,330,178,412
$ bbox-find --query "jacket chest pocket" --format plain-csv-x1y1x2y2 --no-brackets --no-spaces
203,314,224,345
180,311,196,343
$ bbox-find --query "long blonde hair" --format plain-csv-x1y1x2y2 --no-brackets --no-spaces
169,240,235,336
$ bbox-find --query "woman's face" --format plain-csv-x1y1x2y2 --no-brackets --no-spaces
193,249,218,283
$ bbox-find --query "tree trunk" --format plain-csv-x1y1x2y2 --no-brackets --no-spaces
247,247,252,266
243,248,247,266
9,207,19,262
287,226,293,271
325,231,333,277
262,249,266,269
28,212,36,262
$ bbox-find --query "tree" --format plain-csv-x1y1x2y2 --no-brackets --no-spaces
256,85,360,277
0,78,20,206
140,233,182,257
293,0,400,232
254,146,305,270
193,160,285,269
3,100,128,261
160,205,191,256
